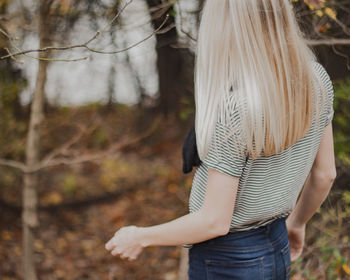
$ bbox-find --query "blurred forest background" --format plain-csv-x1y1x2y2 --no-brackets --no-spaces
0,0,350,279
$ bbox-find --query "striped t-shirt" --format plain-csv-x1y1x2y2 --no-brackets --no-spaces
183,61,334,248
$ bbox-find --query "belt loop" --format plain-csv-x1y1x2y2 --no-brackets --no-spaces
266,221,271,235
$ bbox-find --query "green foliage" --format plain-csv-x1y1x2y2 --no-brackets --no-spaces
169,8,176,18
320,242,347,279
90,127,109,149
333,77,350,167
0,69,27,160
343,191,350,222
179,96,194,121
99,159,133,191
85,101,102,111
0,0,12,10
343,191,350,204
62,173,78,196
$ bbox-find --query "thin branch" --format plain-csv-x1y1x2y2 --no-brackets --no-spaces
306,38,350,45
0,27,11,39
40,117,101,167
4,47,23,63
0,26,89,62
149,0,177,13
154,22,176,35
0,158,27,171
79,14,169,55
0,0,133,61
333,17,350,37
0,116,162,174
176,0,197,42
334,136,350,143
1,1,169,60
331,44,350,70
36,115,161,170
83,0,133,46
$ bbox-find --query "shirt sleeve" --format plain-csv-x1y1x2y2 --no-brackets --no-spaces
325,101,334,127
324,74,335,127
316,62,335,127
202,108,248,178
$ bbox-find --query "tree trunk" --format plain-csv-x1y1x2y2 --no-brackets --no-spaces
178,247,189,280
146,0,188,119
22,1,51,279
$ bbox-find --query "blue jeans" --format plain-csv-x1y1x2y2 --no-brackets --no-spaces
187,217,291,280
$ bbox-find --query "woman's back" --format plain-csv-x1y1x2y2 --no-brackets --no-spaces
188,61,334,234
105,2,336,278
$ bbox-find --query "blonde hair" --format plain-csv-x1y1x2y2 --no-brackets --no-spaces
195,0,328,160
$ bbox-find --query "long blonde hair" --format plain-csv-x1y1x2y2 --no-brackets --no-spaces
195,0,328,160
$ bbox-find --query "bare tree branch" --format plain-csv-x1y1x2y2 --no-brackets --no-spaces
40,116,102,167
0,116,162,174
176,0,197,42
0,0,170,61
331,44,350,70
1,0,134,61
35,115,162,171
0,158,27,171
306,38,350,45
149,0,177,13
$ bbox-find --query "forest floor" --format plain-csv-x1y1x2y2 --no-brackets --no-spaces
0,105,350,279
0,105,195,279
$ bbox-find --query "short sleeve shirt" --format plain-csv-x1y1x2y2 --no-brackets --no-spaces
186,61,334,247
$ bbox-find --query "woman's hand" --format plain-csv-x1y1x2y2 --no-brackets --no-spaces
285,217,306,262
105,225,146,261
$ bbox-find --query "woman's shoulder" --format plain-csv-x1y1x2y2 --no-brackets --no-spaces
217,89,243,129
310,60,334,101
310,61,332,86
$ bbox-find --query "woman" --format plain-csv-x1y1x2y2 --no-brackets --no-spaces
105,0,336,279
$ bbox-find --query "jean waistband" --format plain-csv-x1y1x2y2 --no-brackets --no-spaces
228,216,287,236
182,216,287,249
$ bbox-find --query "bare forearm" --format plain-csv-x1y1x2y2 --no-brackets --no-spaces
288,170,335,227
138,210,225,247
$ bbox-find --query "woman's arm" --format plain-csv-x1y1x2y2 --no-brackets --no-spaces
287,122,336,227
286,122,337,261
105,168,240,260
139,168,239,247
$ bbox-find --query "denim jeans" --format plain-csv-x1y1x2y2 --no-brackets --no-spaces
187,217,291,280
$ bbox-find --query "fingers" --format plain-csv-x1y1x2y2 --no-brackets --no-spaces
105,237,116,251
105,229,123,250
111,246,122,256
128,246,142,260
290,247,303,262
106,235,142,261
111,246,141,261
105,225,142,261
291,252,300,262
121,247,139,261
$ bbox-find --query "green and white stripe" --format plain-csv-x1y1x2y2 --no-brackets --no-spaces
184,62,334,248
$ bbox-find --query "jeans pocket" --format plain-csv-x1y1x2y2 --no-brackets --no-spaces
281,241,291,279
204,256,264,280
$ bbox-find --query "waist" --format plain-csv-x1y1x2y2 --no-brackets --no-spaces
182,216,287,249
